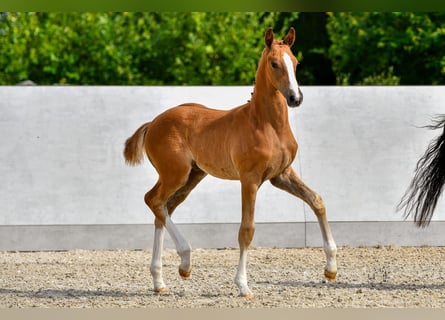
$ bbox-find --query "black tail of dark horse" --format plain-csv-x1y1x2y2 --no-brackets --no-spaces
398,115,445,227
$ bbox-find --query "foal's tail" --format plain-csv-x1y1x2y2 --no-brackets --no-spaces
397,115,445,227
123,122,151,166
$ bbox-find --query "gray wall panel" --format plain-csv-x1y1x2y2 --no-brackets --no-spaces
1,86,444,250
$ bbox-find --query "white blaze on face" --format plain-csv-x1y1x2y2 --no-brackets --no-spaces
283,52,301,100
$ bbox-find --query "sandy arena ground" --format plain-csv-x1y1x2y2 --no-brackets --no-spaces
1,246,445,308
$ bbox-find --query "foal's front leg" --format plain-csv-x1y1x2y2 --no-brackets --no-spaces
271,167,337,281
235,181,259,298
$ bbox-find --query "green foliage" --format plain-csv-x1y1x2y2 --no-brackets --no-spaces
139,12,298,85
0,13,142,84
359,67,400,85
326,12,445,85
0,12,298,85
2,12,445,85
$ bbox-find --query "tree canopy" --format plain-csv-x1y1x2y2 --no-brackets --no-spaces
327,12,445,85
1,12,444,85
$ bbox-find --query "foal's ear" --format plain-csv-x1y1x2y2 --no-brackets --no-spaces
265,27,274,48
283,27,296,47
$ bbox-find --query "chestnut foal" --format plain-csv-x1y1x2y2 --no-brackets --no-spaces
124,27,337,298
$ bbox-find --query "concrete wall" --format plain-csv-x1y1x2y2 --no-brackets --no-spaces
0,86,444,250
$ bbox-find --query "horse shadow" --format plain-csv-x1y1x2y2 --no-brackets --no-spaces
0,287,153,300
256,280,445,291
2,279,445,302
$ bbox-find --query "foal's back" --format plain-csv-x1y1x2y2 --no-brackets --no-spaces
144,102,251,180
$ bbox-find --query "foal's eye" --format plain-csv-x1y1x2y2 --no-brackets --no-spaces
271,61,279,69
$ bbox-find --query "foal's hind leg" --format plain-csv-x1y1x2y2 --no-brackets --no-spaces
167,164,207,215
150,217,167,293
270,167,337,281
146,164,206,292
165,165,207,279
146,186,192,292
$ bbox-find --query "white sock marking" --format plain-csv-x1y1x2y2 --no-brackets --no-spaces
150,226,166,290
165,215,192,272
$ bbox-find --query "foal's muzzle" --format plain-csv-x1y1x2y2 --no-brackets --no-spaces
287,88,303,107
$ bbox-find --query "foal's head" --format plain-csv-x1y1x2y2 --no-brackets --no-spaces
262,27,303,107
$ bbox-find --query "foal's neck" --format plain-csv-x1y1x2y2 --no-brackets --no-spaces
250,79,290,131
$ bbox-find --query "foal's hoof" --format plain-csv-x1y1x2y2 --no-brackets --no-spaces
153,287,168,294
324,269,337,282
179,268,191,279
240,292,255,299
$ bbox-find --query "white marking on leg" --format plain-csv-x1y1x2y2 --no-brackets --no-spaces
283,52,301,100
235,249,253,297
164,215,192,276
316,214,337,278
150,225,167,291
324,239,338,275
